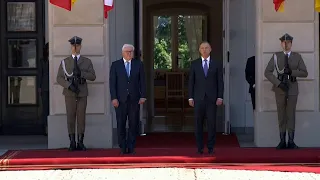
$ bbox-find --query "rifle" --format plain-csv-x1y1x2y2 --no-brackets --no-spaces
72,37,81,97
283,35,290,106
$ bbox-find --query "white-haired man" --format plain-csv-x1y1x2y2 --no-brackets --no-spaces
109,44,147,154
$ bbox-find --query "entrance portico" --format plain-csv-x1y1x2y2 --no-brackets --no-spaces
47,0,320,149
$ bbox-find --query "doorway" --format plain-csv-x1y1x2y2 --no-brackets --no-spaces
143,0,224,133
0,0,45,134
152,14,207,132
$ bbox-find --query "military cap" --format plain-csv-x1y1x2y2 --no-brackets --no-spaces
68,36,82,45
279,33,293,41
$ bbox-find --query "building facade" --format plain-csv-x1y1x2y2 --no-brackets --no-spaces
0,0,319,148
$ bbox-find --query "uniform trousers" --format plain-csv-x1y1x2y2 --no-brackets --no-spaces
275,93,298,133
65,96,87,134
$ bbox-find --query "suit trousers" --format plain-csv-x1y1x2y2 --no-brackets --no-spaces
250,89,255,110
41,90,49,127
194,96,217,150
275,93,298,133
65,96,87,134
115,95,140,150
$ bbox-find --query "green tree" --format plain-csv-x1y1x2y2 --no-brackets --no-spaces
153,15,192,70
153,38,171,69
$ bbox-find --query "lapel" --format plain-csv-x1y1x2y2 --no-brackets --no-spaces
66,56,74,73
288,52,296,62
77,56,85,66
196,59,205,78
208,59,214,72
119,59,128,80
129,59,137,80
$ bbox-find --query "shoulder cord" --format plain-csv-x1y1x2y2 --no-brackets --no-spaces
273,54,284,74
61,60,73,77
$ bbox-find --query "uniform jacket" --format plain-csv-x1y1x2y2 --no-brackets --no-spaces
56,56,96,97
264,52,308,95
39,58,49,91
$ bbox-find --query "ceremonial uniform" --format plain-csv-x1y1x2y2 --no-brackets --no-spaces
264,33,308,149
56,36,96,151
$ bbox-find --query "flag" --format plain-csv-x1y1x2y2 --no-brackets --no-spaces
50,0,72,11
71,0,77,6
104,0,114,18
316,0,320,12
273,0,284,12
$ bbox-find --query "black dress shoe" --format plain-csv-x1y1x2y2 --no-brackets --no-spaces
208,149,214,154
197,149,203,154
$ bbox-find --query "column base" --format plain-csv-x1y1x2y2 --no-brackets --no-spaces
47,114,113,149
254,112,320,147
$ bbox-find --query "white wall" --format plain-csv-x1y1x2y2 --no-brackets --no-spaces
229,0,255,131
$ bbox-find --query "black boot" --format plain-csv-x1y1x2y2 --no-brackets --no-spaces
68,134,76,151
276,132,287,149
287,131,299,149
77,134,87,151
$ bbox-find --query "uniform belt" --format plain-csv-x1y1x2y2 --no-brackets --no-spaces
67,77,86,84
277,74,297,82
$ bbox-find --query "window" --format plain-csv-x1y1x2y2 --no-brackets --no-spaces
7,2,36,32
8,76,37,104
7,39,37,68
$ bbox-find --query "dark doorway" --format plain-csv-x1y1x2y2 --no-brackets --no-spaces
0,0,45,134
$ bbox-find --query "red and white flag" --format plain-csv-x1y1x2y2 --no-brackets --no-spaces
104,0,114,18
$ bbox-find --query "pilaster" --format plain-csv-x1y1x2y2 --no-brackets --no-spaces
254,0,320,147
47,0,112,149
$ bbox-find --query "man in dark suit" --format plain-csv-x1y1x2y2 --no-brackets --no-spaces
39,43,50,135
245,56,255,110
109,44,146,154
188,41,224,155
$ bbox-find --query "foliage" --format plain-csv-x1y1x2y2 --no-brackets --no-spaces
153,15,193,70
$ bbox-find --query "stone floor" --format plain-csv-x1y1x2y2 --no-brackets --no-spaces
1,168,319,180
0,133,255,156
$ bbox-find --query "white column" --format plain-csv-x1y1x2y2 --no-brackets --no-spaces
47,0,113,148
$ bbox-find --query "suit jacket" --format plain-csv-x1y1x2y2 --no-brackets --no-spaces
56,56,96,97
39,58,49,91
264,52,308,95
109,58,146,103
245,56,255,94
188,58,224,102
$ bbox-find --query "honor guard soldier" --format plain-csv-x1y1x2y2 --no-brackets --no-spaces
264,33,308,149
56,36,96,151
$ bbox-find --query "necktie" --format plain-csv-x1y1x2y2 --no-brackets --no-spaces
125,61,130,77
203,59,208,76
